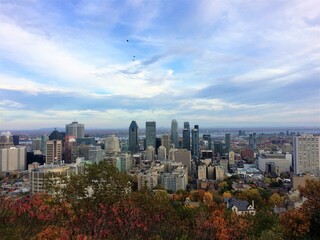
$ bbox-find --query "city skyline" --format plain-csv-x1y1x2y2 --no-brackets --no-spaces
1,0,320,130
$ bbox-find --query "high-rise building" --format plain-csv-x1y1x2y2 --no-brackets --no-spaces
158,146,166,161
88,146,105,163
64,136,77,163
0,131,14,149
174,149,191,175
129,121,139,153
116,153,132,173
182,122,190,150
225,133,231,152
203,134,212,150
0,146,26,172
12,135,19,146
49,129,63,141
41,135,49,155
249,133,257,150
146,121,156,149
66,121,85,139
145,146,155,161
161,134,170,156
294,134,320,177
198,165,207,180
171,119,179,148
191,125,199,159
105,135,120,154
46,140,62,164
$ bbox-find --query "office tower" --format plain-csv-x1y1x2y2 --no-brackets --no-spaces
66,121,85,138
293,134,320,177
64,136,77,163
49,129,63,141
0,131,14,149
174,149,191,175
105,135,120,154
158,146,166,160
182,122,190,150
249,133,257,150
191,125,199,159
129,121,139,153
161,134,170,156
41,135,49,155
0,146,26,172
46,140,62,164
225,133,231,152
12,135,19,146
146,121,156,149
171,119,179,148
203,134,212,150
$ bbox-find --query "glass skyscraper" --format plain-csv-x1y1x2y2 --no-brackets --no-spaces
129,121,139,153
146,121,156,149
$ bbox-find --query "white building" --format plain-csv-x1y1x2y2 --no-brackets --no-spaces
158,145,166,161
29,159,84,194
137,170,159,190
294,134,320,177
0,146,26,172
257,152,292,174
145,146,155,161
105,135,120,154
159,166,188,192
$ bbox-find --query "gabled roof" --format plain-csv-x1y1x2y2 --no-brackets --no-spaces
226,198,252,211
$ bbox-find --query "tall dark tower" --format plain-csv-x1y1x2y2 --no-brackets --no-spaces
129,121,139,153
225,133,231,152
182,122,190,150
171,119,179,148
192,125,199,159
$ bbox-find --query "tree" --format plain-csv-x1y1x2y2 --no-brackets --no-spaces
280,209,310,239
299,179,320,238
269,193,285,208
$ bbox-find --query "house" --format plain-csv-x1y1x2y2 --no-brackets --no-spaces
224,198,256,215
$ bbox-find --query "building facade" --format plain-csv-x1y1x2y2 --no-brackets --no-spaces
293,134,320,177
171,119,179,148
66,121,85,138
146,121,156,149
129,121,139,153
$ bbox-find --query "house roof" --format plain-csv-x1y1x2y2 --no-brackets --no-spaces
226,198,251,211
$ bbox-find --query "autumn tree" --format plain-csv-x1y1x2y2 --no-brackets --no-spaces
299,179,320,238
280,209,310,239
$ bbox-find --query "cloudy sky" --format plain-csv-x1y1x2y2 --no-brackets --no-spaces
0,0,319,130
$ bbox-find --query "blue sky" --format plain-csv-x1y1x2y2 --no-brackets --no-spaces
0,0,319,129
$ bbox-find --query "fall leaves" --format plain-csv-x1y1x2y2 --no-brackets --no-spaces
0,162,319,239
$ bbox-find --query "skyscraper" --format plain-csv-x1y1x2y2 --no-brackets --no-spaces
225,133,231,152
294,134,320,177
191,125,199,159
46,140,62,164
105,135,120,154
171,119,179,148
203,134,212,150
66,121,85,138
146,121,156,149
129,121,139,153
161,134,170,157
249,133,257,150
182,122,190,150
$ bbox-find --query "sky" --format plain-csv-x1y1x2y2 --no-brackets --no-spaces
0,0,320,130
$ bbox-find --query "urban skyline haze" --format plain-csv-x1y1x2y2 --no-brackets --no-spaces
0,0,319,130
